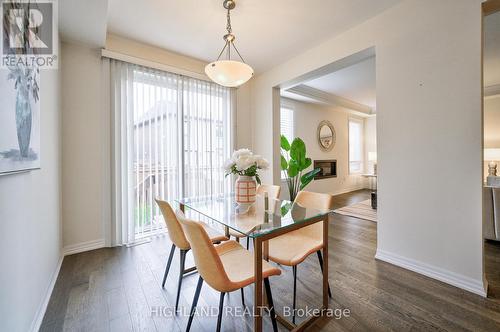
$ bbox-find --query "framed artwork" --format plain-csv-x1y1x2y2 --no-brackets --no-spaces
0,66,40,175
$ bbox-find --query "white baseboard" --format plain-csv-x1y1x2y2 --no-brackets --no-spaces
375,249,487,297
29,255,64,332
62,238,105,256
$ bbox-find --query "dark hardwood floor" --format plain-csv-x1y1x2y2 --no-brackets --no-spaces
41,190,500,331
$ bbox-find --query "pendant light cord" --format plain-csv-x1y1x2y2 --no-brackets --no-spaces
214,1,247,63
226,7,232,34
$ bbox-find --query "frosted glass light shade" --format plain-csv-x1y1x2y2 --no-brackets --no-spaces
484,148,500,161
205,60,254,87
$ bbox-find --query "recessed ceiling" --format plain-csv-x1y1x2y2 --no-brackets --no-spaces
107,0,402,73
485,11,500,87
303,56,376,109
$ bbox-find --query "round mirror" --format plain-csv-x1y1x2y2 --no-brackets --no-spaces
317,120,336,151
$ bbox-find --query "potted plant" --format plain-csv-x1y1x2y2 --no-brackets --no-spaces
280,135,321,201
224,149,269,205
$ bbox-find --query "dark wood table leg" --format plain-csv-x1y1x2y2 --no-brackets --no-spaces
254,237,263,332
322,215,329,309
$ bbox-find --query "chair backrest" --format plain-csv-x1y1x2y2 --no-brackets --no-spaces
294,191,334,239
155,199,190,250
295,190,334,211
257,184,281,200
176,210,233,291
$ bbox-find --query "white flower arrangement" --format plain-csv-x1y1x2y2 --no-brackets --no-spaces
224,149,269,184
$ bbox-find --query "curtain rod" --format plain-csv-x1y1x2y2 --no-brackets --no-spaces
101,49,210,82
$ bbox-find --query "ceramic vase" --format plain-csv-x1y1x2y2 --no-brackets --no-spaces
235,175,257,205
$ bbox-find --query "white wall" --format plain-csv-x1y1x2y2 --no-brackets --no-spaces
280,98,366,198
250,0,485,295
61,42,106,249
236,83,253,149
0,45,62,330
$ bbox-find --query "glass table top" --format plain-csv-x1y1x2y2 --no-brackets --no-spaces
176,194,332,238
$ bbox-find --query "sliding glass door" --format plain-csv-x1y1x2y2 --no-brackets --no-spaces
129,65,233,238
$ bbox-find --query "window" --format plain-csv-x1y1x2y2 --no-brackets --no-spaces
280,106,294,144
280,106,294,179
349,118,364,174
130,66,232,237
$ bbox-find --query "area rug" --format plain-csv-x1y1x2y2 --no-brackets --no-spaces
334,199,377,222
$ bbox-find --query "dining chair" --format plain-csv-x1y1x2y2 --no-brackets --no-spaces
177,210,282,332
267,190,333,324
229,184,281,249
155,199,228,312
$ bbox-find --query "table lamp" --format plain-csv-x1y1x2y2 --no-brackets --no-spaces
484,148,500,176
368,151,377,175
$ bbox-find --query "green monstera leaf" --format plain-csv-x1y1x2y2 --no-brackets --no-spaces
280,201,293,216
290,138,306,165
280,135,291,151
300,168,321,190
301,157,312,171
287,160,299,178
280,154,288,170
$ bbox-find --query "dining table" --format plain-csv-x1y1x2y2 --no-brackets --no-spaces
176,194,332,332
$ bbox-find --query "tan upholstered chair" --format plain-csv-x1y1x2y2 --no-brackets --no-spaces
177,211,281,332
155,199,228,311
229,184,281,248
267,190,333,323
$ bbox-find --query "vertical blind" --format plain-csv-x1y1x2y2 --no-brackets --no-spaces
280,106,294,143
110,59,233,244
182,77,233,201
280,106,294,179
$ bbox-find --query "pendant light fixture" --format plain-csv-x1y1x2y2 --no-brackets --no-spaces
205,0,254,88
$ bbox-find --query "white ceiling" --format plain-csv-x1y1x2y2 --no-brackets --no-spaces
106,0,401,73
484,11,500,88
302,56,376,109
59,0,109,47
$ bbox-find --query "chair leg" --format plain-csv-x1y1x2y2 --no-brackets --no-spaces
316,250,332,299
175,249,187,312
246,237,250,250
162,244,176,288
186,276,203,332
292,265,297,324
264,278,278,332
216,292,226,332
240,288,245,307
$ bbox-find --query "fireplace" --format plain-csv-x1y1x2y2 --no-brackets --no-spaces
314,160,337,180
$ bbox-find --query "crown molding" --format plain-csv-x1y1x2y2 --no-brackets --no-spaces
285,84,374,116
